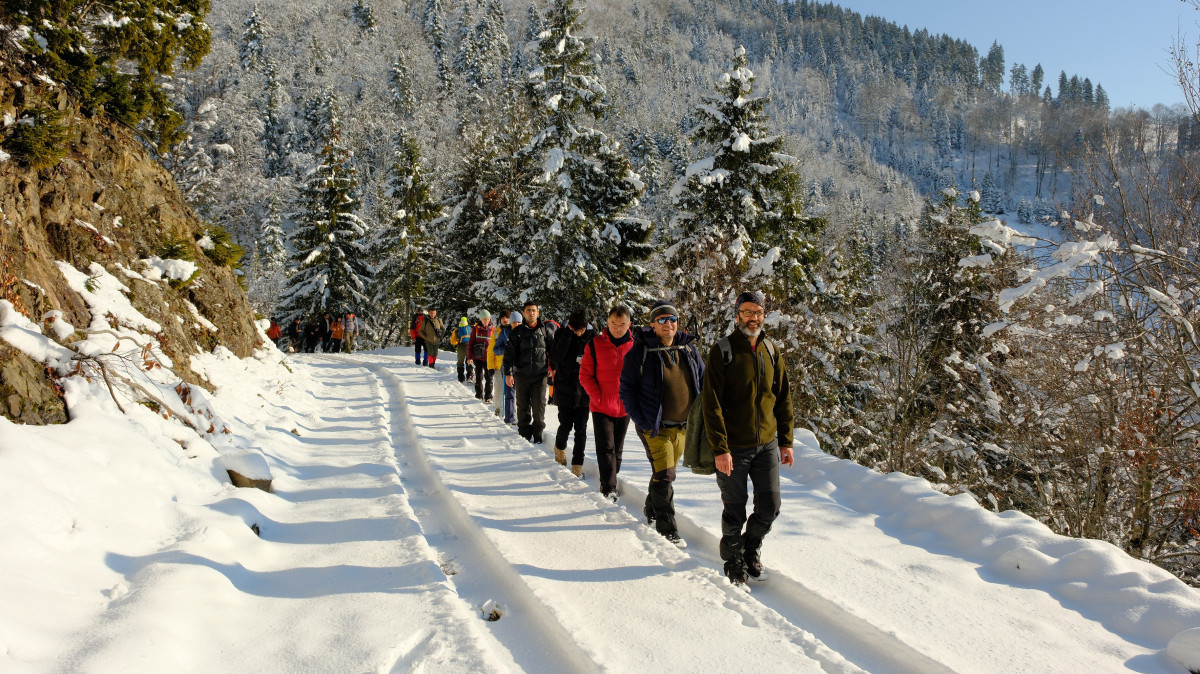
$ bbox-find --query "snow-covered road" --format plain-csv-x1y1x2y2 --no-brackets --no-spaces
4,348,1200,673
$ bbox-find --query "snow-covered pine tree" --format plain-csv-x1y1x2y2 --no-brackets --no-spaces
895,187,1020,492
432,90,539,314
389,54,418,120
979,171,1002,213
246,191,289,315
513,0,651,316
301,89,338,155
667,45,805,342
261,59,292,178
352,0,377,33
424,0,453,90
278,96,374,321
479,0,512,86
453,0,480,89
240,5,265,71
371,126,442,345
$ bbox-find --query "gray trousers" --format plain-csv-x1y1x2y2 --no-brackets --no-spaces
716,439,781,567
514,375,548,440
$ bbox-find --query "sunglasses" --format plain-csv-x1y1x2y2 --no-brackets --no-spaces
653,316,679,325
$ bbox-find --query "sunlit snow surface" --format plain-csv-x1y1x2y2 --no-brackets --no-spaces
2,345,1199,673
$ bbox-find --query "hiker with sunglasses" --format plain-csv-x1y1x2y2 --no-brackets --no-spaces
701,291,793,590
619,300,704,548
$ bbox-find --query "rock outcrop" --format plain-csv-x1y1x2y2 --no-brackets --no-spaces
0,54,262,425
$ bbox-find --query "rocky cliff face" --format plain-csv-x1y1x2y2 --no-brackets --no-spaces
1,57,262,425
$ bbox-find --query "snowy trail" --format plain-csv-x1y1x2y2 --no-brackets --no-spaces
362,353,860,673
11,346,1197,673
368,353,951,674
46,358,503,673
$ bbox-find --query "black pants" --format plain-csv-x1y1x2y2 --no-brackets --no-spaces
592,413,629,495
472,361,493,399
514,375,547,440
716,440,781,572
555,405,589,465
414,338,427,364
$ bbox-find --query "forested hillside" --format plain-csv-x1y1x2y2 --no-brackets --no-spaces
3,0,1199,586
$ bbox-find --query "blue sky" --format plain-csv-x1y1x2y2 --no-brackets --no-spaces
836,0,1194,109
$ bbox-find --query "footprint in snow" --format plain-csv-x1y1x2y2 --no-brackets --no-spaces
438,552,462,576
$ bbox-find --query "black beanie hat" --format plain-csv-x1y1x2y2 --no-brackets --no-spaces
648,300,679,321
735,291,765,309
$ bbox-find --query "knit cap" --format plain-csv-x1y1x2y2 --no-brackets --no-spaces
478,309,491,320
648,300,679,322
510,311,523,324
459,317,468,327
735,291,765,309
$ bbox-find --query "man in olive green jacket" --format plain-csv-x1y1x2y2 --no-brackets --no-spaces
701,291,794,588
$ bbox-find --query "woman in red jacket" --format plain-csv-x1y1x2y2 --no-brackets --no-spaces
578,305,635,501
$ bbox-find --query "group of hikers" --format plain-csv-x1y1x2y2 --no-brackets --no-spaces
409,291,794,589
267,312,360,354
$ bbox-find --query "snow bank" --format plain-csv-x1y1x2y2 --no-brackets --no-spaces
789,437,1200,647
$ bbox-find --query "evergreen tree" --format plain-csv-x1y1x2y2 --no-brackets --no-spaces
511,0,652,316
389,53,418,119
979,171,1002,213
424,0,454,90
432,93,538,312
352,0,377,33
5,0,212,149
893,188,1019,489
371,127,440,344
1031,63,1045,95
279,96,374,320
980,41,1005,94
667,45,813,340
453,0,480,88
1095,84,1110,112
240,5,266,71
261,58,292,178
247,190,289,315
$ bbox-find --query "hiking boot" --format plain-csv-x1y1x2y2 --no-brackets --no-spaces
664,532,687,548
746,557,768,581
554,447,567,465
532,434,544,444
484,397,493,404
744,535,767,581
602,491,619,503
643,500,655,526
725,559,748,586
571,464,583,478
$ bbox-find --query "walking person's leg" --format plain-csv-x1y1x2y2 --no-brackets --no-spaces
473,361,486,398
593,413,616,495
504,375,516,424
530,378,547,443
715,447,755,581
743,441,782,577
515,376,533,440
554,403,573,464
643,427,683,541
570,407,588,471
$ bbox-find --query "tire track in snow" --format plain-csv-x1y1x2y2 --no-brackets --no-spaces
600,453,958,673
363,360,601,674
368,355,862,674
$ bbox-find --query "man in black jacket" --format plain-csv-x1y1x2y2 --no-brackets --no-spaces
503,301,557,443
549,309,595,475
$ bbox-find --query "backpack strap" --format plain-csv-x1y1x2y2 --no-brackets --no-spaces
718,335,778,368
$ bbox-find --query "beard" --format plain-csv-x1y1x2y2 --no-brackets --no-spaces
738,321,761,339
